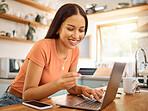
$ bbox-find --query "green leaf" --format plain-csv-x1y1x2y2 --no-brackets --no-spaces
0,8,6,13
3,4,8,9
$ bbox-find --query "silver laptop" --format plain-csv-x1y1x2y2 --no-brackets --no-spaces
56,62,126,111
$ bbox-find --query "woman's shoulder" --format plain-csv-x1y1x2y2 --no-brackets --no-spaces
36,38,54,44
34,38,55,47
28,39,55,59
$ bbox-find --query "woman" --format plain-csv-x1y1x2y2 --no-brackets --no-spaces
0,3,104,107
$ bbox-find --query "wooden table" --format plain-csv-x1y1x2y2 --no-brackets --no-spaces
0,89,148,111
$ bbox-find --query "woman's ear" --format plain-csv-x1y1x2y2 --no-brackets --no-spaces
56,29,59,35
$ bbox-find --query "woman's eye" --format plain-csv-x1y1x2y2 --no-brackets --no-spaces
67,28,74,31
79,29,85,33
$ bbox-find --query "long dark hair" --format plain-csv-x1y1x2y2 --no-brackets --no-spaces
45,3,88,39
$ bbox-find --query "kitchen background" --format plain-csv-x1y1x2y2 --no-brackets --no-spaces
0,0,148,97
0,0,148,75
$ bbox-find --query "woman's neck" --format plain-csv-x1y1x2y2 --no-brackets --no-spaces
56,39,69,60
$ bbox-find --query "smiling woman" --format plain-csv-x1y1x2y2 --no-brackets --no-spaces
0,3,104,107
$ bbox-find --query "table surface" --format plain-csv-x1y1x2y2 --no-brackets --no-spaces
0,88,148,111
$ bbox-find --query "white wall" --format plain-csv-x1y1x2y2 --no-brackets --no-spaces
0,40,34,59
34,0,148,11
48,0,133,10
0,0,53,59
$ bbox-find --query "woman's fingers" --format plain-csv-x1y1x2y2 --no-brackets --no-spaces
90,90,101,102
64,77,77,82
63,72,80,78
59,72,80,89
82,89,92,98
99,89,104,94
95,89,104,99
65,83,76,89
82,88,104,103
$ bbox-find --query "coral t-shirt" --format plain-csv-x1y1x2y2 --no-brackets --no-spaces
11,39,79,94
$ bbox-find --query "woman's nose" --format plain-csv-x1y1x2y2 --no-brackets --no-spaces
73,30,79,39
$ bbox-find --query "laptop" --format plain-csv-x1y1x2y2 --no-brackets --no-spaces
56,62,126,111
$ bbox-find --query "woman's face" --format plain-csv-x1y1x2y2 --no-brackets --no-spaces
57,14,85,49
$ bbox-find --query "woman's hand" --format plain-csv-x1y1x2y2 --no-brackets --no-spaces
57,72,80,90
81,86,104,102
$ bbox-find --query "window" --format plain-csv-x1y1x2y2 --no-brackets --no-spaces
97,18,138,62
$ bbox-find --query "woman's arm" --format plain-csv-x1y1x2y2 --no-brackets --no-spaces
23,60,79,101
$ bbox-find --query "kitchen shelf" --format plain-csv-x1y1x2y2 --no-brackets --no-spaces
0,35,34,43
14,0,56,14
87,4,148,19
0,13,49,28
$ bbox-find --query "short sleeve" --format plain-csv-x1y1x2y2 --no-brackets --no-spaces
71,46,79,66
27,40,47,68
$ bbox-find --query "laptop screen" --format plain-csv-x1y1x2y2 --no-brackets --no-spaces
100,62,126,110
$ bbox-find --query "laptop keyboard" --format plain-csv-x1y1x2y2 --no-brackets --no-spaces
75,99,102,108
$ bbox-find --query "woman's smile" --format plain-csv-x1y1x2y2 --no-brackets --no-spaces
68,39,79,46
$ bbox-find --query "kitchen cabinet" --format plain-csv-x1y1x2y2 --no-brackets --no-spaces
77,76,123,88
77,79,109,88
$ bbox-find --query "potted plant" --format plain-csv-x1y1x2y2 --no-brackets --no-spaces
26,23,36,40
0,0,9,13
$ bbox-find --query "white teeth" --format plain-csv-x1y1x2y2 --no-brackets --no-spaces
69,40,77,43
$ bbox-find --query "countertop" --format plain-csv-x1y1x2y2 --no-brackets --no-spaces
79,75,110,81
0,88,148,111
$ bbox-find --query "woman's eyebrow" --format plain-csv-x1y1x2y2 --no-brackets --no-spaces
67,24,85,28
67,24,75,27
